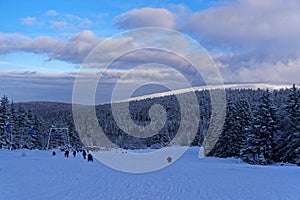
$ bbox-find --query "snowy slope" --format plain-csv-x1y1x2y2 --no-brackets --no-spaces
0,147,299,200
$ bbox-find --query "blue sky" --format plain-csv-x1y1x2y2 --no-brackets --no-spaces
0,0,299,103
0,0,217,74
0,0,216,36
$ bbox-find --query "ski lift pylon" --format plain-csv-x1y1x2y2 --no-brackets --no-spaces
46,126,70,150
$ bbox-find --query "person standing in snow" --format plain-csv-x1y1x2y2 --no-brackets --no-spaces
64,150,69,158
87,153,93,162
82,150,87,159
73,150,76,157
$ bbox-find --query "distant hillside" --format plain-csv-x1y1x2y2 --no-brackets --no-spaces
16,101,73,120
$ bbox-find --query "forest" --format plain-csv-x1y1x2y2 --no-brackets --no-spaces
0,84,299,165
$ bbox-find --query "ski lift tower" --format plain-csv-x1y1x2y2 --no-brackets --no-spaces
46,125,70,150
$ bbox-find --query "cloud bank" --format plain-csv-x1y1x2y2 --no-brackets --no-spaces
1,1,300,103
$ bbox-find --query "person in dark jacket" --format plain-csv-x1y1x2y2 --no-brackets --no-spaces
87,153,93,162
52,151,56,156
64,150,69,158
82,150,87,159
73,150,76,157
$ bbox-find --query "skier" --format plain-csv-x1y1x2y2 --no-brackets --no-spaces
82,150,87,159
73,150,76,157
87,153,93,162
52,151,56,156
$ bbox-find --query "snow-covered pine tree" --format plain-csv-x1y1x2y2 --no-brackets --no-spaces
279,84,300,164
209,98,252,158
208,101,236,157
234,98,253,155
241,90,276,165
8,100,17,149
14,106,28,149
272,88,290,162
25,109,39,149
0,96,12,149
34,115,48,149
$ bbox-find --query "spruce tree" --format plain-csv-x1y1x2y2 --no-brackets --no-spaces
0,96,11,149
281,84,300,164
241,90,276,165
209,98,252,158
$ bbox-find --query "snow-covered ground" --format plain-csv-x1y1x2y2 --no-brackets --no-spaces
120,83,292,103
0,147,299,200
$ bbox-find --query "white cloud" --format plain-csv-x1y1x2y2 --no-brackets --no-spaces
182,0,300,60
51,21,69,29
0,30,104,63
65,14,82,21
179,0,300,84
115,7,175,29
58,14,93,30
21,11,92,31
78,18,92,29
20,17,36,26
224,59,300,84
45,10,59,17
184,0,300,40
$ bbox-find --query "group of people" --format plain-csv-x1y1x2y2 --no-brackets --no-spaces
52,149,93,162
